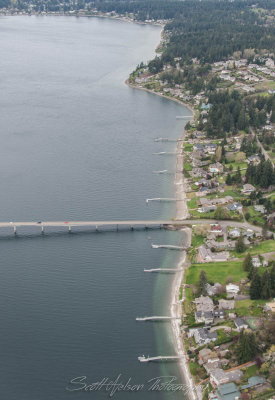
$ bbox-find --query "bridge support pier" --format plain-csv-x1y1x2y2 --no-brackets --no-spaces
41,226,44,234
145,225,148,230
96,225,98,232
68,226,71,233
131,226,134,231
13,226,17,235
116,224,118,232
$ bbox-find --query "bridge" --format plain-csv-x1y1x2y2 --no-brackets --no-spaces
144,268,184,273
138,355,184,362
0,219,265,235
136,316,181,321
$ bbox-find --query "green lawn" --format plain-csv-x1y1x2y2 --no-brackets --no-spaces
190,210,216,219
235,299,266,317
186,260,245,285
192,234,205,248
230,239,275,258
184,144,193,152
187,198,198,209
244,365,259,379
226,162,247,171
184,162,193,171
245,206,266,225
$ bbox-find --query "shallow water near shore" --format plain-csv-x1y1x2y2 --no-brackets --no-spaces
0,16,191,399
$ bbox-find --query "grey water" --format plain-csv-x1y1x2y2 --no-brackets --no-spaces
0,16,191,399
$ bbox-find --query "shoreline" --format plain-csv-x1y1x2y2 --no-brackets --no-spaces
125,81,199,398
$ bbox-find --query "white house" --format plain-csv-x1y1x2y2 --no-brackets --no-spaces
226,283,239,296
252,256,262,268
228,228,241,238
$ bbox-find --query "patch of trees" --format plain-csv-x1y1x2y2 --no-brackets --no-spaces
245,159,275,188
247,263,275,300
237,330,258,364
226,166,242,186
205,90,248,137
240,136,259,157
246,94,275,129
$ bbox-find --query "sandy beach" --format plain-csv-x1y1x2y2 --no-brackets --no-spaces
126,75,200,400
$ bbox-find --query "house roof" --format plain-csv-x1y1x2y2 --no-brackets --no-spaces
234,317,247,328
241,376,266,390
216,382,240,400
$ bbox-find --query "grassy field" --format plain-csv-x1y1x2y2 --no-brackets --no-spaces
235,299,266,317
230,239,275,258
190,210,216,219
191,234,205,248
244,206,266,225
255,80,275,91
184,144,193,152
206,189,244,199
187,198,198,209
186,260,245,285
184,162,193,171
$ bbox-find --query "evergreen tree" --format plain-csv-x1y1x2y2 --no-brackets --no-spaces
243,253,252,271
197,270,208,296
226,174,232,185
235,236,246,253
261,271,272,299
250,272,262,299
237,331,258,364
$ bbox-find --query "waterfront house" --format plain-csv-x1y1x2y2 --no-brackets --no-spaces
194,327,218,345
234,318,248,331
198,348,217,364
195,310,214,324
210,368,230,387
197,245,229,263
215,382,240,400
194,295,214,312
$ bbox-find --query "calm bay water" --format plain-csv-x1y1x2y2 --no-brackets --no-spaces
0,16,191,400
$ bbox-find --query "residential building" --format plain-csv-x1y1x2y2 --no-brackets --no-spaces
215,382,241,400
209,162,224,174
242,183,256,194
226,284,239,296
241,376,266,390
265,301,275,313
252,256,262,267
195,310,214,324
214,310,225,319
219,299,235,310
234,318,248,331
254,205,266,214
194,327,218,345
228,228,241,238
210,368,230,387
194,295,214,312
197,245,229,263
